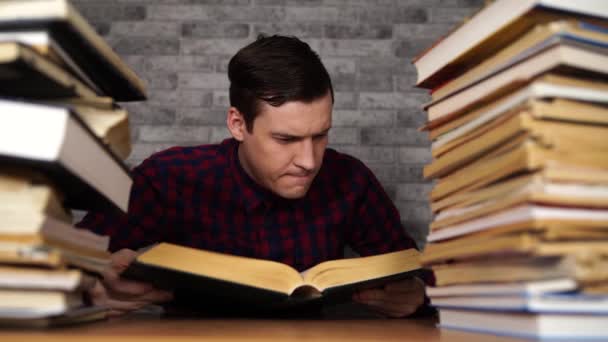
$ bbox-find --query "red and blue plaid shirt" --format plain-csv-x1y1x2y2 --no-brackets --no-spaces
78,138,417,272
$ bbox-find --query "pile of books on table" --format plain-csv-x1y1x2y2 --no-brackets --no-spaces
413,0,608,339
0,0,145,327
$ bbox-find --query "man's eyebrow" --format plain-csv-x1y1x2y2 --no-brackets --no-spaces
271,127,331,139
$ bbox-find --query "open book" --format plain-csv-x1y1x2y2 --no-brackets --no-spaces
123,243,421,311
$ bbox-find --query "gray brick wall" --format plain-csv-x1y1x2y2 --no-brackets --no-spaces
72,0,482,249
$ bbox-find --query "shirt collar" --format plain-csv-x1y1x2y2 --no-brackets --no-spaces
226,138,274,213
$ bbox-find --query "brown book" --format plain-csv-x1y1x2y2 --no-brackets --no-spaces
123,243,421,311
0,42,98,99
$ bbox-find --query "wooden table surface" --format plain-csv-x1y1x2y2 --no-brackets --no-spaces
0,314,528,342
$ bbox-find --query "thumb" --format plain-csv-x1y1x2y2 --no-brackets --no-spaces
110,249,139,274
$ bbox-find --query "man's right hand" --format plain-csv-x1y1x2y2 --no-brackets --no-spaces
87,249,174,317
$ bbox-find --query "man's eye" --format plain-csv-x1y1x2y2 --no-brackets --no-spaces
276,137,295,143
313,133,327,140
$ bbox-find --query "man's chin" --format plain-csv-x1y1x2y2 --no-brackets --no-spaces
275,185,310,199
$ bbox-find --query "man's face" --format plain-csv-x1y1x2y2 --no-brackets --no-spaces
234,92,332,199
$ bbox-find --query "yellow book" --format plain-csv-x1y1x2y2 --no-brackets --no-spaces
123,243,421,311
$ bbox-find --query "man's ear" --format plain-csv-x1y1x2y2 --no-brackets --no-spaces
226,107,246,142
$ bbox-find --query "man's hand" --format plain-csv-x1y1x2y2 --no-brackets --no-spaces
352,277,426,318
87,249,174,317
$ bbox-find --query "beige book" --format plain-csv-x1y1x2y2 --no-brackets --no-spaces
432,172,608,213
0,170,71,223
432,254,608,287
430,140,608,201
423,231,608,266
431,178,608,230
427,204,608,243
431,97,608,159
425,104,608,179
73,104,131,160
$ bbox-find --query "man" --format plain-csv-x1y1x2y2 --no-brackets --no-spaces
78,35,426,318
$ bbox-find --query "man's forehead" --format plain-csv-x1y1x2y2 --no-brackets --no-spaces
255,96,333,134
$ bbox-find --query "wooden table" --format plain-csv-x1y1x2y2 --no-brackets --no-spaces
0,314,528,342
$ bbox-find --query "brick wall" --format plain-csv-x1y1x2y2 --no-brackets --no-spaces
72,0,482,248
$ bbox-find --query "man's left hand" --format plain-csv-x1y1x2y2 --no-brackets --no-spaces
352,277,426,318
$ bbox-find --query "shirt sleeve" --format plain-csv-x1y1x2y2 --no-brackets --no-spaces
346,163,419,256
76,158,168,252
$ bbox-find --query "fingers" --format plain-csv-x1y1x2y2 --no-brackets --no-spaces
86,248,173,316
384,277,425,293
353,277,426,318
108,249,139,274
362,300,419,317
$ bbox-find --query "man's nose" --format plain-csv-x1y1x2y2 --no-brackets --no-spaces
293,138,315,171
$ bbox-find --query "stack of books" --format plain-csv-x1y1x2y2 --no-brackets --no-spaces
413,0,608,339
0,0,145,327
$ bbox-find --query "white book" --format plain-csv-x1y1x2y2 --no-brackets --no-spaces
428,204,608,242
439,309,608,339
0,99,131,211
0,290,82,319
427,278,577,297
413,0,608,88
433,293,608,313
